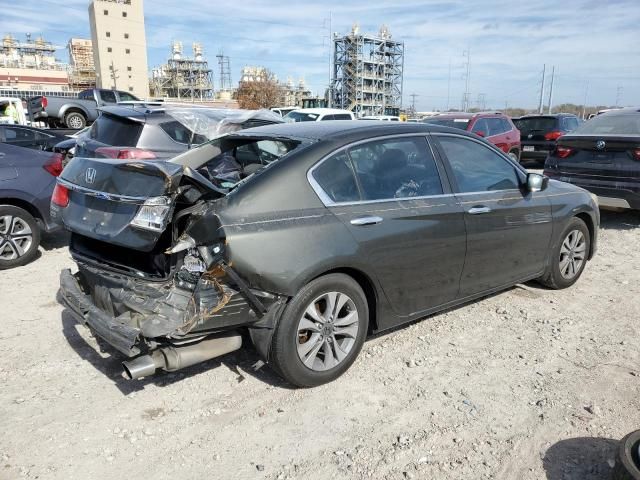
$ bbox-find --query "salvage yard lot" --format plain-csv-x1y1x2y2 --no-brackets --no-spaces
1,210,639,480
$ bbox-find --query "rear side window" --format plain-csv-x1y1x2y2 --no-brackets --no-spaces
311,152,360,202
348,137,443,200
159,121,208,145
320,115,334,121
90,114,142,146
437,136,520,193
500,118,513,132
485,118,505,136
471,118,489,135
3,127,35,142
332,114,352,120
100,90,117,103
562,116,579,131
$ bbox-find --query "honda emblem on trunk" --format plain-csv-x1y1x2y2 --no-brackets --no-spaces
596,140,606,150
85,167,97,184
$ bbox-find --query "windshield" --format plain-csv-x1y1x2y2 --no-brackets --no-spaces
174,136,303,190
422,118,470,130
284,111,319,122
573,114,640,135
513,117,557,134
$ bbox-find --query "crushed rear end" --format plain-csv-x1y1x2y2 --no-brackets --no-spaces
54,147,288,379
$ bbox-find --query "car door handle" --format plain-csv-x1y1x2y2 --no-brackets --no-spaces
468,206,492,215
350,216,383,226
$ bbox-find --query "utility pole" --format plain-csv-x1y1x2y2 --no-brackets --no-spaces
109,60,119,90
582,80,589,119
616,86,623,107
324,12,333,108
409,93,419,113
538,64,546,114
462,49,471,112
446,58,451,111
546,66,555,114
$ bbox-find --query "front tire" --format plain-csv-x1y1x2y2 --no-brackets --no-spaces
538,217,590,289
270,273,369,387
0,205,41,270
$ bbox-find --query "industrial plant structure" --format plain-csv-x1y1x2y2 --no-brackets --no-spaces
68,38,96,90
332,24,404,117
0,34,70,96
151,41,214,100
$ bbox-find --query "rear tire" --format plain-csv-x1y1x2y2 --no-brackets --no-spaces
612,430,640,480
64,111,86,130
537,217,590,289
0,205,41,270
270,273,369,387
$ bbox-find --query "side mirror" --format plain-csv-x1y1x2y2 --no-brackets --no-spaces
474,130,486,137
527,173,548,192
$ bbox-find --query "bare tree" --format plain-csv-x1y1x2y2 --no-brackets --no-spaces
236,70,282,109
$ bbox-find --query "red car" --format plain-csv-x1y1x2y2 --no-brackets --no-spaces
423,112,521,161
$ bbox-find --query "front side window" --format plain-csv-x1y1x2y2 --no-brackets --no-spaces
100,90,117,103
332,114,352,120
4,127,35,142
118,92,138,102
437,136,521,193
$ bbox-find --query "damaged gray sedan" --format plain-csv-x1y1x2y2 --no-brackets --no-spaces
55,121,599,387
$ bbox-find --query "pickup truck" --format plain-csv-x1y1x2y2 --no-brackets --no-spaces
28,88,140,129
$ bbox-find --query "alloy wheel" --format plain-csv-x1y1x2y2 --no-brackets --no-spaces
67,114,84,129
0,214,34,261
296,291,359,371
559,229,586,280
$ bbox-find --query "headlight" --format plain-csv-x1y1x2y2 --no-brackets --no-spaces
130,196,171,232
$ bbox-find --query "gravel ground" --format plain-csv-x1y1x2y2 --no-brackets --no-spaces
1,209,639,480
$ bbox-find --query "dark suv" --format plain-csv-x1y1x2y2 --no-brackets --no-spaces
544,107,640,210
75,105,283,160
423,112,521,161
514,114,580,164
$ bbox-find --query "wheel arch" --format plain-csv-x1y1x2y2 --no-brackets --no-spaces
575,211,596,259
310,266,380,334
0,197,43,223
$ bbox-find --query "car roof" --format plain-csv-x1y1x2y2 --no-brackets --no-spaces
516,113,577,118
233,120,473,142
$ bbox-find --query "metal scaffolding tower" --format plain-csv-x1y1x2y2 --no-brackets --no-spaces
332,24,404,117
68,38,96,90
151,42,214,100
216,50,232,92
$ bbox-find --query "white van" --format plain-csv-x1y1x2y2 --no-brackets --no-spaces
284,108,355,122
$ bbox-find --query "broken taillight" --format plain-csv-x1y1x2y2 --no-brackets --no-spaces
43,153,64,177
51,183,69,207
130,196,171,232
95,147,156,160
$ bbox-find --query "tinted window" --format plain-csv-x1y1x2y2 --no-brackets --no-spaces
574,114,640,135
471,118,489,135
118,92,138,102
486,118,505,136
562,117,579,131
89,114,142,146
99,90,117,103
312,152,359,202
332,114,352,120
78,90,92,100
284,111,319,122
320,115,334,121
423,118,470,130
348,137,443,200
501,118,513,133
159,121,208,145
437,136,520,193
513,117,557,134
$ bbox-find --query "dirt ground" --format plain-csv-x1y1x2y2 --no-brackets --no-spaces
1,209,639,480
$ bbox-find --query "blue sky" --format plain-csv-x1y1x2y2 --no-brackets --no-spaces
2,0,639,110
